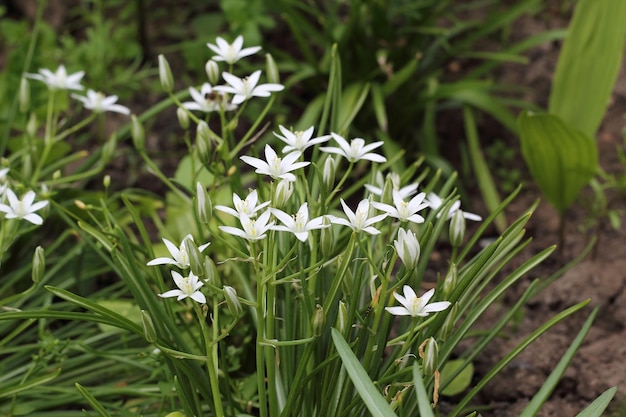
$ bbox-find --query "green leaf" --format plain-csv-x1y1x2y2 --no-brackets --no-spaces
337,82,370,133
412,363,435,417
330,328,398,417
520,307,598,416
75,383,112,417
548,0,626,137
96,300,142,333
440,359,474,396
518,111,598,213
574,387,617,417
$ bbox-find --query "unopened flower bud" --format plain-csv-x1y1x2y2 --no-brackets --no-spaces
176,107,190,130
265,53,279,84
158,54,174,93
312,304,325,336
223,286,243,316
53,170,61,180
75,200,87,210
438,303,458,341
101,133,116,164
382,174,395,205
322,156,336,193
165,412,185,417
196,121,212,162
19,78,30,113
320,216,334,257
335,300,348,334
131,115,145,151
195,182,212,223
394,228,420,270
141,310,157,343
420,337,439,376
204,256,219,286
449,209,466,247
103,175,111,189
442,264,457,298
32,246,45,283
273,179,293,209
26,113,38,138
183,237,204,278
205,60,220,84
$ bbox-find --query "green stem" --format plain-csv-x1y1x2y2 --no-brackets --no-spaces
194,303,224,417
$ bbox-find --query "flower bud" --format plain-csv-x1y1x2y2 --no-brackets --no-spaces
204,256,219,286
420,337,439,376
394,228,420,270
176,107,190,130
449,209,465,247
131,115,145,151
32,246,45,283
273,179,293,209
320,216,334,257
165,412,185,417
103,175,111,189
195,182,212,223
183,237,204,278
141,310,157,343
158,54,174,93
312,304,325,336
382,174,395,205
322,156,336,193
26,113,38,138
19,77,30,113
265,53,279,84
196,121,212,162
205,59,220,84
442,263,457,298
101,133,117,164
438,303,458,341
223,286,243,316
53,170,61,180
335,300,348,334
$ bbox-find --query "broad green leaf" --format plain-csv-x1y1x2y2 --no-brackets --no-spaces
549,0,626,137
331,328,398,417
440,359,474,396
518,111,598,213
575,387,617,417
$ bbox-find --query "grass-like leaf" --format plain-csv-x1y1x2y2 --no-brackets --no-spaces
331,328,398,417
412,363,436,417
575,386,617,417
75,383,112,417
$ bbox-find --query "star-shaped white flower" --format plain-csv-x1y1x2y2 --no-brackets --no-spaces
240,145,309,182
214,70,284,105
26,65,85,91
207,35,261,65
385,286,450,317
330,198,387,235
426,193,482,221
219,210,274,241
0,189,48,225
364,172,418,199
372,190,429,223
271,203,329,242
71,89,130,114
182,83,237,113
146,234,210,269
215,189,270,219
274,125,330,154
159,270,206,304
320,133,386,163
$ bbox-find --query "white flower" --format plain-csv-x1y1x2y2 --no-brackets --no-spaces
147,234,210,268
274,125,330,153
394,228,420,269
159,270,206,304
320,133,386,163
0,189,48,225
207,35,261,65
214,70,284,105
71,89,130,114
365,172,418,199
372,190,429,223
215,189,270,219
330,198,387,235
182,83,237,113
271,203,329,242
386,286,450,317
219,210,274,241
240,145,309,182
426,193,482,221
25,65,84,91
